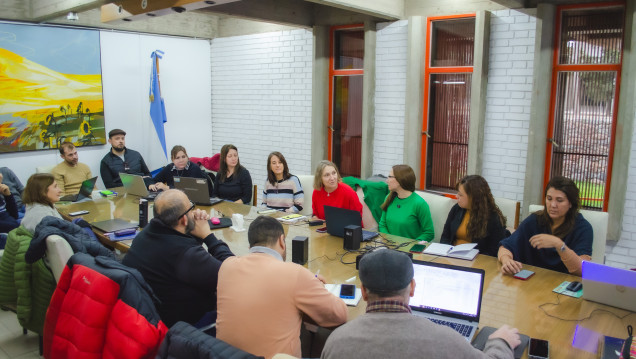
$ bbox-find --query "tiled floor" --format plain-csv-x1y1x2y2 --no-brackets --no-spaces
0,309,40,358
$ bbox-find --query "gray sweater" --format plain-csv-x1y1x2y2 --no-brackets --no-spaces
321,312,513,359
22,203,62,234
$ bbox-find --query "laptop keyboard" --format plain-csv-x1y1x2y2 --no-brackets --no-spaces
429,318,472,337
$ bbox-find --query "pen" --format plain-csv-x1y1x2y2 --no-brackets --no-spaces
315,269,320,278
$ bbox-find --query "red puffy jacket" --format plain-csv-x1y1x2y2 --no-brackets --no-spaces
44,253,168,359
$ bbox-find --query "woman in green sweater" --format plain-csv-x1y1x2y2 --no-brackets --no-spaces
378,165,434,241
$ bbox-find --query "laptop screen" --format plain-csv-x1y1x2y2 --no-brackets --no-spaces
410,260,484,320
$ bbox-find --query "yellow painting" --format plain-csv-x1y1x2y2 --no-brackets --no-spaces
0,23,105,153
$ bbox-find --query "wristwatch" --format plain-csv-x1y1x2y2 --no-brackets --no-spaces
560,242,566,253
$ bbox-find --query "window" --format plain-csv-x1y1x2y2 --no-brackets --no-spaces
545,4,624,211
421,15,475,191
329,25,364,177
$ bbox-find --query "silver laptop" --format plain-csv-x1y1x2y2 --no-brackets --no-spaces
59,176,98,202
582,261,636,312
119,173,159,199
324,205,378,241
410,260,485,341
173,176,221,206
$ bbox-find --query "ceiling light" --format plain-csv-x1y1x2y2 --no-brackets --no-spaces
66,12,79,21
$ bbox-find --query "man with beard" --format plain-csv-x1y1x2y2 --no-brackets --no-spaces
122,189,234,327
216,216,347,358
51,142,93,196
100,128,151,188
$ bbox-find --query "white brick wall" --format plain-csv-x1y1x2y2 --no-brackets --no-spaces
373,20,409,176
210,29,314,203
482,9,536,202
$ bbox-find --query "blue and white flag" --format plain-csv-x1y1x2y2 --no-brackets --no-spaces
149,50,167,158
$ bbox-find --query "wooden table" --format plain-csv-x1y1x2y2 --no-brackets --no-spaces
56,192,636,358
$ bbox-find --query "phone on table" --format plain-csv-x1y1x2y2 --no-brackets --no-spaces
69,210,89,216
528,338,549,359
316,226,328,233
566,281,582,292
409,244,426,253
513,269,535,280
339,284,356,299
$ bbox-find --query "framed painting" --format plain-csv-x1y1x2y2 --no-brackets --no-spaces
0,23,105,153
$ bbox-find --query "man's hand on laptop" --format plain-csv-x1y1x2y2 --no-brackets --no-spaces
488,324,521,349
190,209,212,239
148,183,168,192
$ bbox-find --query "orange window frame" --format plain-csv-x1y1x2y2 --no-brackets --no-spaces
420,14,475,190
544,2,624,212
327,24,364,162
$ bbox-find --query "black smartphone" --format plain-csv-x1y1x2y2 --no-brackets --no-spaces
566,281,582,292
316,226,328,233
339,284,356,299
409,244,426,253
528,338,549,359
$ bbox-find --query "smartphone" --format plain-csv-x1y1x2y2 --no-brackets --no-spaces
316,226,328,233
528,338,549,359
69,210,89,216
339,284,356,299
566,281,582,292
409,244,426,253
513,269,535,280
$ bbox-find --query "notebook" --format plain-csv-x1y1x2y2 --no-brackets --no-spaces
119,173,160,199
59,176,98,202
423,243,479,261
409,259,485,341
173,176,222,206
323,205,378,241
582,261,636,311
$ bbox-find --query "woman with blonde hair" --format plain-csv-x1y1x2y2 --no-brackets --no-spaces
150,145,213,194
440,175,508,256
21,173,63,233
311,160,361,220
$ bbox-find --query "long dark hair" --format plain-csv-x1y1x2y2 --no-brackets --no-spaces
381,165,416,211
218,144,243,183
536,176,580,238
267,152,291,185
458,175,506,240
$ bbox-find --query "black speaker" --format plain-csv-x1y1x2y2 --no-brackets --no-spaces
343,225,361,250
139,199,148,228
292,236,308,265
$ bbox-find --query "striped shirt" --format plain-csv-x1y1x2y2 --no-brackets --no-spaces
262,175,304,213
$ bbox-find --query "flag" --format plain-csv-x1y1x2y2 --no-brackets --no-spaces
149,50,167,158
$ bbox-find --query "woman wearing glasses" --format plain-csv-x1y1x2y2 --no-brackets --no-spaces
378,165,434,241
149,145,213,195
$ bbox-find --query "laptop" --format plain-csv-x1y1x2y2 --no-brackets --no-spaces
119,173,160,200
59,176,98,202
324,205,378,241
582,261,636,312
409,259,485,341
90,218,138,233
173,176,222,206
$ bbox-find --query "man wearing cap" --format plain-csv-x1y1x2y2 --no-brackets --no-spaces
216,216,348,358
321,249,520,359
51,142,93,196
100,129,151,188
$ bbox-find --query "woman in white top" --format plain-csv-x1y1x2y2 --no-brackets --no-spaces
22,173,63,233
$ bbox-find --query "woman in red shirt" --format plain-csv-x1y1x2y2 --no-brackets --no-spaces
311,160,362,220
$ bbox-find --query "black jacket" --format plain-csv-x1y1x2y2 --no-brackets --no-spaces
156,321,263,359
213,167,252,204
100,147,151,188
153,161,213,194
122,218,235,327
440,204,510,257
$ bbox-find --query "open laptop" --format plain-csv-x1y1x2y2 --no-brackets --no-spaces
409,259,485,341
119,173,160,200
582,261,636,311
173,176,222,206
324,205,378,241
59,176,98,202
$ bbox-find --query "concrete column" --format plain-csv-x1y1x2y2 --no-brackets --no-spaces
467,10,490,176
360,20,377,179
403,16,425,186
522,3,555,217
312,25,330,171
607,0,636,240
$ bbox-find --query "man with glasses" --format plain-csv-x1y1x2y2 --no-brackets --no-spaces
100,128,151,188
123,189,234,327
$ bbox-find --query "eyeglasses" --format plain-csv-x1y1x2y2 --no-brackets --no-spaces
180,201,195,218
387,175,396,179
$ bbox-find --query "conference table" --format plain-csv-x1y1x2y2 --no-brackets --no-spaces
56,190,636,359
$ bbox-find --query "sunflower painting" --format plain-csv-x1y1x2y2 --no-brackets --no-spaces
0,23,106,153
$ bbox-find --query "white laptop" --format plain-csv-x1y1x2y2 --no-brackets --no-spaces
173,176,221,206
119,173,159,199
409,259,485,341
582,261,636,312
